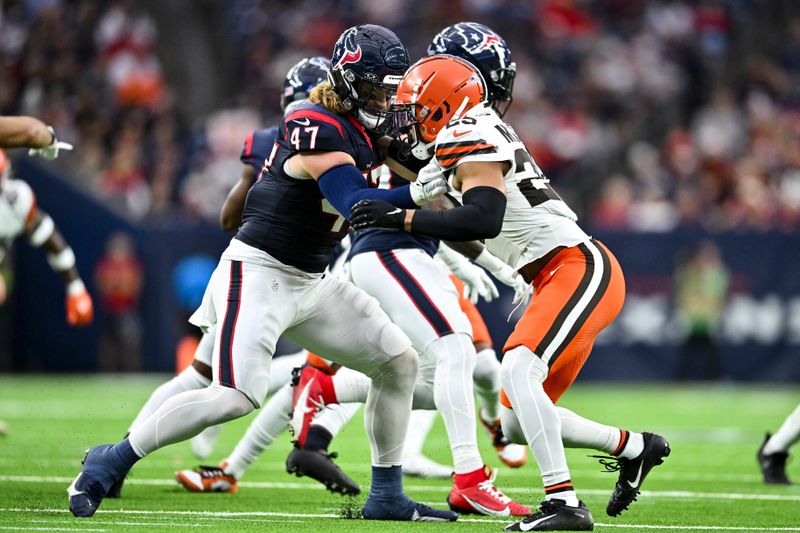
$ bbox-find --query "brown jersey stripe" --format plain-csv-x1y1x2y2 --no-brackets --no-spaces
435,143,494,160
438,147,498,168
546,241,612,368
437,139,489,150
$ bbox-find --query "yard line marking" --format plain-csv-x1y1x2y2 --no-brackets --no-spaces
0,526,110,531
3,475,800,502
30,520,213,528
4,509,800,531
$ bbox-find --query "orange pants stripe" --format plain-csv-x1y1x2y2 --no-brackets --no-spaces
501,240,625,405
449,274,492,347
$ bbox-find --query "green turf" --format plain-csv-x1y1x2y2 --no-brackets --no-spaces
1,376,799,532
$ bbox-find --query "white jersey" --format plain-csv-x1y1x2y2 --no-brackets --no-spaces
436,103,589,270
0,177,35,244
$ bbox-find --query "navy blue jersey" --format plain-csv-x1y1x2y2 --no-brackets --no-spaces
236,102,380,273
349,167,440,259
240,126,279,173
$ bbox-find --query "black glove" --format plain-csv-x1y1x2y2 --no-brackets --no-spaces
350,199,406,230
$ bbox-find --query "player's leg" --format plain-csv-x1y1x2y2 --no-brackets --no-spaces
450,274,527,468
68,259,290,517
502,241,629,531
759,402,800,484
285,275,455,521
351,249,528,517
402,410,452,478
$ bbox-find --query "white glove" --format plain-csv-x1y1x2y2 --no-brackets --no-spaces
409,159,448,205
436,245,499,303
474,249,531,306
28,127,73,160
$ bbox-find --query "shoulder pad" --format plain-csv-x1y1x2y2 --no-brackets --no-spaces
241,126,279,170
282,104,349,153
3,178,36,225
434,116,498,170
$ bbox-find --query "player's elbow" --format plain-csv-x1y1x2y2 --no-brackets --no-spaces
219,213,237,232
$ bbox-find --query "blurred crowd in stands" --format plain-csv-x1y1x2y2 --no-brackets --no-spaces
1,0,799,232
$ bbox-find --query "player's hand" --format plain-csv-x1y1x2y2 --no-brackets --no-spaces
66,289,93,327
28,127,73,160
451,261,499,304
409,159,448,205
474,249,531,306
350,199,405,230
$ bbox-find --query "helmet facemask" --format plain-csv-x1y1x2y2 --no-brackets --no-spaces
330,68,401,133
488,61,516,118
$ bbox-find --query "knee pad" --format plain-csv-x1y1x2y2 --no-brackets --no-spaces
211,384,257,417
500,405,526,445
376,348,419,390
426,332,475,367
501,346,549,390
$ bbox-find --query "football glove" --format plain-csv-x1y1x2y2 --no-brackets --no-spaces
66,287,94,327
436,244,499,303
28,127,73,160
409,159,448,205
474,249,531,306
350,199,405,230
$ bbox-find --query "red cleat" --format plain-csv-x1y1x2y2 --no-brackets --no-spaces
447,465,531,517
289,365,337,447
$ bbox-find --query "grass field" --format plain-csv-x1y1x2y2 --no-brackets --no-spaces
1,376,799,532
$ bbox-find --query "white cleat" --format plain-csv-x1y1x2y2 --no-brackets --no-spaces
402,454,452,479
498,443,527,468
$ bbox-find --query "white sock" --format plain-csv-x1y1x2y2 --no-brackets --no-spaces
129,384,253,457
403,410,437,458
332,367,371,403
128,365,211,432
429,333,482,474
501,346,578,507
557,406,644,459
311,403,360,437
473,348,501,422
765,403,800,455
363,348,418,466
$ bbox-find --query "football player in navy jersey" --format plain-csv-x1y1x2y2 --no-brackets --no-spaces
68,25,456,522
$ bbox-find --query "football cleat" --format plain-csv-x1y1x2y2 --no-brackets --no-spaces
447,466,530,517
604,432,670,517
175,462,237,493
363,497,458,521
505,499,593,531
481,416,527,468
286,447,360,495
105,468,129,499
68,445,130,517
758,433,792,484
402,454,452,479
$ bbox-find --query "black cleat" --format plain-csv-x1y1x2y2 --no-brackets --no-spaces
604,432,670,517
286,447,360,495
505,500,593,531
758,433,791,485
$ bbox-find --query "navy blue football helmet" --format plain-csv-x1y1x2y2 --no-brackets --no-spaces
329,24,410,132
428,22,516,117
281,56,331,112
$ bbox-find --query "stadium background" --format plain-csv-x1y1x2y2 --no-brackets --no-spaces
1,0,799,385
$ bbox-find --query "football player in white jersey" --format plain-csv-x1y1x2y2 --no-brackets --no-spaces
0,149,92,325
351,54,670,531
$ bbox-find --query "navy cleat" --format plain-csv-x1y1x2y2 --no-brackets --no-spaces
604,432,670,517
505,500,593,531
363,495,458,522
68,441,139,517
758,433,792,485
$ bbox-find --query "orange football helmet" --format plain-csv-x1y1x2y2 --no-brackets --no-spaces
391,54,486,156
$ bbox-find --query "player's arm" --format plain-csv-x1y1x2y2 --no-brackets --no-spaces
24,208,93,326
220,165,256,231
0,116,54,148
293,150,442,219
351,160,508,240
0,116,72,159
